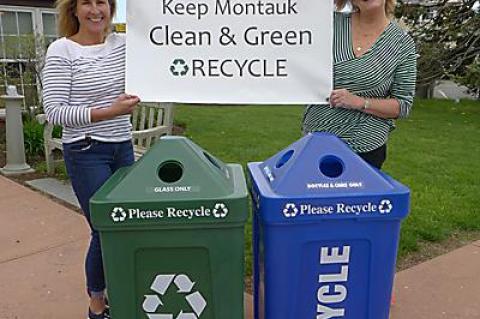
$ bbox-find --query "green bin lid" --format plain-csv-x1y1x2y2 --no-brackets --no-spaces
94,136,237,202
90,136,248,229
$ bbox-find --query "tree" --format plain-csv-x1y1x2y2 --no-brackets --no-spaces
397,0,480,97
457,57,480,98
0,33,45,109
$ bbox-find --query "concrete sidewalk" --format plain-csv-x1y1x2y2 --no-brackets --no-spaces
1,174,479,318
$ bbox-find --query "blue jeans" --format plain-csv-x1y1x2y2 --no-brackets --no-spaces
63,138,134,297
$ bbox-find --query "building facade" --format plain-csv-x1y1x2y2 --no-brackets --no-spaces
0,0,56,106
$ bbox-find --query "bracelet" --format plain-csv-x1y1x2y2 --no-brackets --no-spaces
362,98,371,110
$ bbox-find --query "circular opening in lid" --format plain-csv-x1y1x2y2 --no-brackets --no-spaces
158,161,183,183
276,150,294,169
319,155,344,178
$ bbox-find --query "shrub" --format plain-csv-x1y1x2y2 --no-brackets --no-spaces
23,118,44,159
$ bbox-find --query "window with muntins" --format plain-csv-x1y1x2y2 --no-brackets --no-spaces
0,7,57,108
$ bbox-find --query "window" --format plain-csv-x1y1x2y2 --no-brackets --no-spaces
42,12,57,49
1,11,35,59
0,6,58,108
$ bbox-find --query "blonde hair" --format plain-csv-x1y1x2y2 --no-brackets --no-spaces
56,0,117,37
335,0,397,18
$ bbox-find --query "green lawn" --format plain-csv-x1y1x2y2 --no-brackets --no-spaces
174,99,480,275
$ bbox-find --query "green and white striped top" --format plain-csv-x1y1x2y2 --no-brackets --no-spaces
302,12,417,153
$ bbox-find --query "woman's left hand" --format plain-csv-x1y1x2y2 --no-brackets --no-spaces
330,89,364,110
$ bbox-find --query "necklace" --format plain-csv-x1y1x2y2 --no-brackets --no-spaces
353,14,390,55
355,31,377,52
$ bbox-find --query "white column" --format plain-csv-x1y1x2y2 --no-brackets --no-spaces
0,86,35,175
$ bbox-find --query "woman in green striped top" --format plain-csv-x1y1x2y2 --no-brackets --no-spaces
302,0,417,169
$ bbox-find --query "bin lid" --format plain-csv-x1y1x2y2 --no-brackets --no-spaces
92,136,237,203
253,132,408,197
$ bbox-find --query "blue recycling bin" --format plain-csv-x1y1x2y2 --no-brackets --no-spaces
247,132,410,319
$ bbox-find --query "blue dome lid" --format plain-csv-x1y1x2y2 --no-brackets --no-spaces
257,132,401,197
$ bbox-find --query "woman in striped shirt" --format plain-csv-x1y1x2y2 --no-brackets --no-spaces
302,0,417,169
42,0,139,317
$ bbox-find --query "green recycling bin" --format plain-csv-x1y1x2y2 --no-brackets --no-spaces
90,136,249,319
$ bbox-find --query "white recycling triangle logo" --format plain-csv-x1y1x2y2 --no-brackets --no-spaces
283,203,298,218
379,199,393,214
212,203,228,218
111,207,126,222
143,274,207,319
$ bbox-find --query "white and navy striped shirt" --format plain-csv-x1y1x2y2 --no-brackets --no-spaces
42,33,132,143
303,12,417,153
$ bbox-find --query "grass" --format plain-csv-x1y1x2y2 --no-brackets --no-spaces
386,99,480,256
8,100,476,275
175,105,304,275
34,158,69,180
174,99,480,275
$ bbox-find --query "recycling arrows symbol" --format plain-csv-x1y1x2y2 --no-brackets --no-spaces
379,199,393,214
170,59,189,76
283,203,298,218
212,203,228,218
111,207,126,222
143,274,207,319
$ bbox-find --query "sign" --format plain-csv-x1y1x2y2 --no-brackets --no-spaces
126,0,334,104
110,203,229,222
317,246,350,318
281,199,394,218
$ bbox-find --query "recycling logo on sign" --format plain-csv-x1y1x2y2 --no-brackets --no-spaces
379,199,393,214
283,203,298,218
143,274,207,319
212,203,228,218
111,207,127,222
170,59,189,76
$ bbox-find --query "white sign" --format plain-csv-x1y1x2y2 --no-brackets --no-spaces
307,181,365,190
126,0,333,104
110,203,229,222
281,199,394,218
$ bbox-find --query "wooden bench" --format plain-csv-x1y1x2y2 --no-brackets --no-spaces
37,103,174,174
